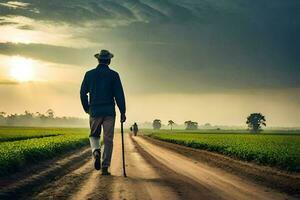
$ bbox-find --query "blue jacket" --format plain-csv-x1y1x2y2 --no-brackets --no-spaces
80,64,126,117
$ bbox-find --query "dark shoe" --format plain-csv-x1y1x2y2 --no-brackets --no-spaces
101,167,111,176
93,149,101,170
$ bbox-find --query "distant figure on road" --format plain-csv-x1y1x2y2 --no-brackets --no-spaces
80,49,126,175
132,122,139,136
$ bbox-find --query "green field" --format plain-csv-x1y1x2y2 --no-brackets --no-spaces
145,130,300,171
0,127,90,176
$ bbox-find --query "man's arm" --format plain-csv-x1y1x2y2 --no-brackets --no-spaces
113,73,126,120
80,73,90,114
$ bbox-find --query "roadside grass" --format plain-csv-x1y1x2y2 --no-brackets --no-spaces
142,129,300,135
145,129,300,172
0,133,61,142
0,127,90,176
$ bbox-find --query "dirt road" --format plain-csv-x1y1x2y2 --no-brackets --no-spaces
1,134,298,200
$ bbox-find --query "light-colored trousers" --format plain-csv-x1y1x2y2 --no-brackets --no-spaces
89,116,115,168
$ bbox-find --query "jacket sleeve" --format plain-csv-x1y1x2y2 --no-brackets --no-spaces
113,73,126,114
80,73,90,113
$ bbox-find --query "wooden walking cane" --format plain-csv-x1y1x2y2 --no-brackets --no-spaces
121,122,127,177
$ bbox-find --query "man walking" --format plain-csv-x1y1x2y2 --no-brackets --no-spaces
80,49,126,175
132,122,138,136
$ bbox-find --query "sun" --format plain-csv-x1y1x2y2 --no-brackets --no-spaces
9,56,35,82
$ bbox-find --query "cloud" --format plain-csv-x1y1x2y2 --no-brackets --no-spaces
0,1,30,9
0,0,205,26
0,42,95,66
0,0,299,93
0,0,298,28
0,79,19,85
17,24,34,30
0,21,18,25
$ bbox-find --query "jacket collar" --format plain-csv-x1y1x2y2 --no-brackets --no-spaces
97,64,109,69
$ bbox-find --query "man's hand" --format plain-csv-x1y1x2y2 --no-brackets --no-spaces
121,113,126,123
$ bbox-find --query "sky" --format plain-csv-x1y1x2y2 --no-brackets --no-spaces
0,0,299,127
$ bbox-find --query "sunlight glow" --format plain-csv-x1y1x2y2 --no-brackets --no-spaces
9,56,35,82
0,17,96,47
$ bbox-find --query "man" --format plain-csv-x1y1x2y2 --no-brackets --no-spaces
133,122,138,136
80,49,126,175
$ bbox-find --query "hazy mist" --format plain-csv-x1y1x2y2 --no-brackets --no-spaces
0,0,299,127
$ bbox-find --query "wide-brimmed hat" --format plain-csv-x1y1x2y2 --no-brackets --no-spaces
94,49,114,60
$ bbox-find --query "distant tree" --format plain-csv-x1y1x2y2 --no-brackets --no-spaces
168,120,175,130
153,119,162,130
36,112,47,119
184,121,191,129
6,113,17,125
204,123,211,127
46,109,55,118
246,113,266,133
0,112,6,123
0,110,88,127
0,112,6,117
24,110,33,117
184,120,198,130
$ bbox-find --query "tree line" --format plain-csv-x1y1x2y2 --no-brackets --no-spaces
1,110,267,132
0,109,87,127
152,119,203,130
152,113,266,133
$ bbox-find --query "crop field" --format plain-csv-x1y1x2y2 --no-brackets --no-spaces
146,130,300,171
0,127,63,142
0,127,90,176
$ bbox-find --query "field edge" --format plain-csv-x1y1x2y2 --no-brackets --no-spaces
142,135,300,197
